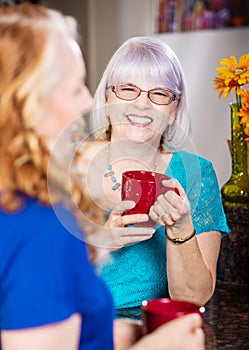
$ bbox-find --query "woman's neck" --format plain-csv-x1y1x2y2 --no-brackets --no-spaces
109,137,161,163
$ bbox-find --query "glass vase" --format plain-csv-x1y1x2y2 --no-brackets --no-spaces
221,103,249,207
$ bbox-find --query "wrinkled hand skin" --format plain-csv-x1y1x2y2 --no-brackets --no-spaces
114,314,205,350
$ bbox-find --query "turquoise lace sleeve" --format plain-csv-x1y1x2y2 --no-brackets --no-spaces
167,151,230,236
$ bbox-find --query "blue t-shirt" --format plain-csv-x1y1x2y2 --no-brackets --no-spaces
99,151,230,317
0,196,115,350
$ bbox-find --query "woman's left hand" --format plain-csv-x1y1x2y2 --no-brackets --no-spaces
149,178,191,232
114,318,144,350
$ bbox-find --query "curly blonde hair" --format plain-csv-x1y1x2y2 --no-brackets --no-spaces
0,4,103,260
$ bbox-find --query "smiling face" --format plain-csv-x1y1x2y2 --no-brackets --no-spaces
93,37,187,150
106,78,178,146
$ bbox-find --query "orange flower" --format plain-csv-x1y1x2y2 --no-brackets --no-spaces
214,54,249,141
214,54,249,98
244,124,249,141
238,89,249,140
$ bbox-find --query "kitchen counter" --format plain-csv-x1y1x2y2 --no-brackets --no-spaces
204,281,249,350
205,205,249,349
217,205,249,285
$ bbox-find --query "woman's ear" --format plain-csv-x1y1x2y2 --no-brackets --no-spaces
105,89,111,103
168,113,176,126
168,101,179,125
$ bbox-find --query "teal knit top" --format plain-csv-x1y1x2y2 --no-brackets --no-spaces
98,151,230,319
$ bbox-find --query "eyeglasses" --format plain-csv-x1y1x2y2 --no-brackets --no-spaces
110,83,178,105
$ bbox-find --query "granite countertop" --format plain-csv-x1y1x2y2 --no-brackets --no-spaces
204,280,249,349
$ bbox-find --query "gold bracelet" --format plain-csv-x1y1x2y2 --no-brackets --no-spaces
166,228,196,245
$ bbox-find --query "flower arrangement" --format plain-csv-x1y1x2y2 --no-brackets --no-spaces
214,54,249,206
214,53,249,141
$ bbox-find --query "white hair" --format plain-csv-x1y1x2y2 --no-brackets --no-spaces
90,36,191,151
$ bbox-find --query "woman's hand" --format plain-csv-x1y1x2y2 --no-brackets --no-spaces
127,314,205,350
114,318,144,350
104,200,155,250
149,178,191,233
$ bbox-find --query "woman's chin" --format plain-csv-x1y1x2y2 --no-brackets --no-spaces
125,126,154,143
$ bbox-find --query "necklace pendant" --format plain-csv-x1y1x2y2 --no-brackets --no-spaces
105,141,160,192
112,182,121,191
104,170,114,177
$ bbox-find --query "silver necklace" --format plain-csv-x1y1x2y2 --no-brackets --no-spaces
104,141,161,191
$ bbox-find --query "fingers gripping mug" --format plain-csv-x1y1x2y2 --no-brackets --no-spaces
142,298,206,333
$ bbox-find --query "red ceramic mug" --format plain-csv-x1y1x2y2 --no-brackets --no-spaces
142,298,206,334
121,170,179,227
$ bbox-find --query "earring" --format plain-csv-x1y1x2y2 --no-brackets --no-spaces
166,124,173,135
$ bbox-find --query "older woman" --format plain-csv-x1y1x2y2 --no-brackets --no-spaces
77,36,229,319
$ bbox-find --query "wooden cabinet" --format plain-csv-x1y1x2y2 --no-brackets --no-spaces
218,205,249,285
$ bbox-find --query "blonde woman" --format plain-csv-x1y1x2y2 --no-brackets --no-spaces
0,3,204,350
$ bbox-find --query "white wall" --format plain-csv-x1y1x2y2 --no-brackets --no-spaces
154,27,249,187
86,0,153,92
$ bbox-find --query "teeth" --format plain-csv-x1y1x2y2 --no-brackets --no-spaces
127,115,151,125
